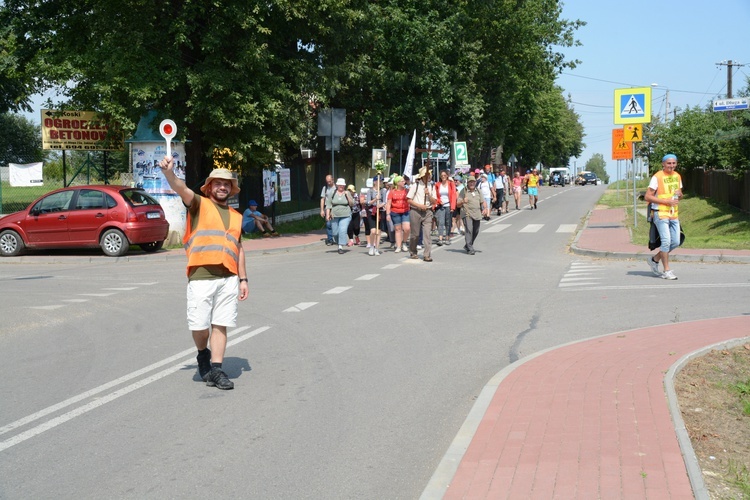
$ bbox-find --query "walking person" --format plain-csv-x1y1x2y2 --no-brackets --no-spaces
159,157,248,390
511,171,523,210
645,154,683,280
320,175,335,245
346,185,362,246
385,175,411,253
456,175,486,255
407,166,437,261
434,170,456,246
526,168,540,209
326,178,355,254
365,176,384,255
493,168,510,215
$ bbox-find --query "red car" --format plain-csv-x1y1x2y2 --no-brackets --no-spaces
0,185,169,257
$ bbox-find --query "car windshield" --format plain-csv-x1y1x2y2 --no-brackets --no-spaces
120,189,160,207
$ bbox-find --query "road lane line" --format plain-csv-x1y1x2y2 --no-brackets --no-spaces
283,302,318,312
0,326,269,453
0,325,256,438
323,286,352,294
355,274,379,281
519,224,543,233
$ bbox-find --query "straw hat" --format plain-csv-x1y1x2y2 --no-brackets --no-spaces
416,166,429,180
200,168,240,196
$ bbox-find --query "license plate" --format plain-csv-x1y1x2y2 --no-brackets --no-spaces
146,212,160,219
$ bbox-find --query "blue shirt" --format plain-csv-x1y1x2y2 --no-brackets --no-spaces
242,208,262,233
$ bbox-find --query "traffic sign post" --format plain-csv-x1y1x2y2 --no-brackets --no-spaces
611,129,632,160
614,87,652,124
159,119,177,159
623,124,642,142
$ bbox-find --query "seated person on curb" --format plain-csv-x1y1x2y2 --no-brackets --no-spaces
242,200,279,237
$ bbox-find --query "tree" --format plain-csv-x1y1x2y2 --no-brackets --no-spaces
2,0,585,185
584,153,608,183
0,113,45,165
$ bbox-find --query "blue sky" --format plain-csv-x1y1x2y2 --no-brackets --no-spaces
557,0,750,180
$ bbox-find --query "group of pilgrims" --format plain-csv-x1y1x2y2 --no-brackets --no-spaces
322,163,541,260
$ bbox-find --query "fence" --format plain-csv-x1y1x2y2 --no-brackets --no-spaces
684,168,750,213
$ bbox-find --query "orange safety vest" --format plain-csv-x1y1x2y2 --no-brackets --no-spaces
183,199,242,277
653,170,682,220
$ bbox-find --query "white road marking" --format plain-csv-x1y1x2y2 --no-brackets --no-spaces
61,299,89,303
125,282,159,286
323,286,352,294
556,224,578,233
102,287,138,291
28,305,65,310
356,274,379,281
519,224,543,233
381,264,401,270
283,302,318,312
0,325,267,453
78,293,116,297
483,224,511,233
562,283,750,292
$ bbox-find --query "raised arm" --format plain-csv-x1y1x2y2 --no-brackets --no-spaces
159,156,195,207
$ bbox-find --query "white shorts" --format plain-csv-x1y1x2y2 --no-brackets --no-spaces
186,276,239,331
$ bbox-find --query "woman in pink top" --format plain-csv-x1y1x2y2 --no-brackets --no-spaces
512,171,523,210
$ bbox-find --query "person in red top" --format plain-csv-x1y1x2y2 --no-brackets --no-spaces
385,175,411,253
434,170,457,246
160,157,248,390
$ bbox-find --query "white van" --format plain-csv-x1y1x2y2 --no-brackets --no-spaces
548,167,570,186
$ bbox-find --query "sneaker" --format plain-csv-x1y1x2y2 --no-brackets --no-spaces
417,245,423,250
373,249,380,256
445,239,451,246
262,232,271,238
647,257,661,277
270,232,280,237
394,248,401,253
662,270,678,280
347,240,354,247
205,367,234,390
402,243,409,252
436,240,444,246
196,348,212,381
368,246,374,256
325,239,333,246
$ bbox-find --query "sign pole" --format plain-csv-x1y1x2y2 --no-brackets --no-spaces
632,143,637,228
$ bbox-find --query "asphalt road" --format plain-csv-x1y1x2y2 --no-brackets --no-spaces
1,184,748,499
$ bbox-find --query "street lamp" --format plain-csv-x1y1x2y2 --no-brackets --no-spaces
651,83,670,122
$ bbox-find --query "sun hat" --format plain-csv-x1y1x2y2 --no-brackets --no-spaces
346,184,356,192
201,168,240,196
248,199,258,207
384,177,392,184
467,175,477,182
416,166,429,179
336,178,346,186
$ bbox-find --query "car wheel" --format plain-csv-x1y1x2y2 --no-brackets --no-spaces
140,240,164,253
100,228,130,257
0,230,25,256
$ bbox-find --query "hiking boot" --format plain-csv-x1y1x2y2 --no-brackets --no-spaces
270,232,280,237
262,232,271,238
196,348,212,381
647,257,661,277
662,270,678,280
205,367,234,390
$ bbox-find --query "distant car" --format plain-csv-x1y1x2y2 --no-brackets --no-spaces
0,185,169,257
580,172,598,186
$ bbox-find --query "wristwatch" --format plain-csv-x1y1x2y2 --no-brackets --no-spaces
239,278,248,283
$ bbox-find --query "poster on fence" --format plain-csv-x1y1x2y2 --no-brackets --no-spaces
279,168,291,202
263,169,278,207
130,142,187,238
9,162,44,187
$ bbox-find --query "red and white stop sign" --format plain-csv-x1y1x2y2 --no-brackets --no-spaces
159,119,177,158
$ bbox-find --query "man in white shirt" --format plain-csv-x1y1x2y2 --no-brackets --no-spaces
407,166,437,262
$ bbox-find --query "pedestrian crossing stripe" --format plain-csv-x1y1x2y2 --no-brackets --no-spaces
481,223,577,234
614,87,652,124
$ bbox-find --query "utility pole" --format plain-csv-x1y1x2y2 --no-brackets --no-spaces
716,59,746,120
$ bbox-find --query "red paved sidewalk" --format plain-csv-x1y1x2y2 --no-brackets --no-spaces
423,316,750,499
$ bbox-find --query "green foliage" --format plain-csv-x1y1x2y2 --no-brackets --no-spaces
584,153,609,182
2,0,585,180
638,79,750,175
0,113,46,164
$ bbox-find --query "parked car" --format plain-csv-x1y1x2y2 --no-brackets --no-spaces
580,172,599,186
0,185,169,257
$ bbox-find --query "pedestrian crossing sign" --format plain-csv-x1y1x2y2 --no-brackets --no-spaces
614,87,651,124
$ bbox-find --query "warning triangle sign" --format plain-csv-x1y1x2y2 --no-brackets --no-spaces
622,96,644,115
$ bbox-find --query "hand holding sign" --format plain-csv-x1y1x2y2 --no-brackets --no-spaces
159,119,177,159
